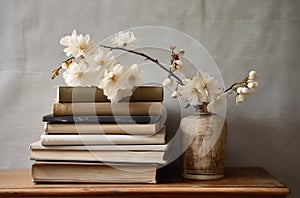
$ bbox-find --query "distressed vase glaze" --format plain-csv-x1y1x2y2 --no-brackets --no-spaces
181,106,227,180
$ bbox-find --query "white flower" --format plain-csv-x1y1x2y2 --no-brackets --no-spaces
98,63,143,103
178,49,185,56
98,64,125,94
111,31,137,47
177,73,207,106
207,92,227,112
88,48,116,69
63,62,100,86
163,78,173,88
248,70,257,80
201,72,219,101
124,64,143,87
60,30,95,58
61,62,69,70
247,80,258,89
171,91,178,98
170,59,184,73
237,87,255,94
236,94,245,105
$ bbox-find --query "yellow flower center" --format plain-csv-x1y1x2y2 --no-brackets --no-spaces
98,60,105,66
75,72,83,79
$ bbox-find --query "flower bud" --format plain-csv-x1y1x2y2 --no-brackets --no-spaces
248,70,257,80
247,81,258,89
240,87,252,94
237,87,243,94
178,49,185,55
175,60,183,67
236,94,245,105
171,91,178,98
61,63,67,69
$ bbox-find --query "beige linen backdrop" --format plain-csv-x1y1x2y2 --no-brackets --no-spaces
0,0,299,197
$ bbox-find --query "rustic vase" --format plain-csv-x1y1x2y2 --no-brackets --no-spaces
181,105,227,180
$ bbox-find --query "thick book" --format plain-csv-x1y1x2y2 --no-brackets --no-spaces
52,102,162,116
56,86,163,103
43,114,161,124
30,141,168,164
40,127,166,145
45,122,163,135
32,161,157,183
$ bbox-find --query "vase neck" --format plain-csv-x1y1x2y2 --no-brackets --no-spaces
195,104,211,115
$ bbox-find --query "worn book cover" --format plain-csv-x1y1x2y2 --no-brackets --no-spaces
45,122,163,135
40,126,166,145
32,161,157,183
30,141,168,164
56,86,163,103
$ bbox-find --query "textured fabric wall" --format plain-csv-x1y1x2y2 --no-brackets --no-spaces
0,0,299,197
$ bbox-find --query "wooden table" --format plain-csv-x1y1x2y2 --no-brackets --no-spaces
0,167,290,198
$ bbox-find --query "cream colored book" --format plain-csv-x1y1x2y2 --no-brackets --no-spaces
40,127,166,145
30,141,168,164
44,122,163,135
30,141,169,151
32,161,157,183
52,102,162,116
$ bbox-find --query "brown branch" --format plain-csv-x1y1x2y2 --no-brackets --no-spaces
51,66,62,80
224,76,248,92
99,44,184,85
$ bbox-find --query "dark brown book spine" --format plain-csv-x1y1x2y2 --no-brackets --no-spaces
57,86,163,103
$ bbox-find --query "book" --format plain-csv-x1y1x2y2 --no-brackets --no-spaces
30,141,168,164
40,127,166,145
56,86,163,103
45,122,163,135
52,102,162,116
30,141,169,151
43,114,161,124
32,161,157,183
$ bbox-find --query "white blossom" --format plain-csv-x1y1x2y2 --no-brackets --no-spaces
237,87,255,94
88,48,116,69
247,80,258,89
248,70,257,80
61,62,69,70
111,31,137,47
207,92,227,112
201,72,219,101
177,72,220,106
98,63,143,103
178,49,185,56
171,91,178,98
170,60,184,73
124,64,143,87
162,78,173,88
236,94,245,105
63,61,100,86
60,30,95,58
177,73,207,106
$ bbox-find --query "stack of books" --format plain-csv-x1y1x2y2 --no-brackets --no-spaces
29,86,168,183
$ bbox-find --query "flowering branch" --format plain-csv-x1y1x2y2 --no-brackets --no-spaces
51,30,258,108
51,57,75,80
51,66,62,80
99,44,184,86
224,74,252,93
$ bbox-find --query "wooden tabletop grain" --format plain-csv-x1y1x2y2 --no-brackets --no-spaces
0,167,290,198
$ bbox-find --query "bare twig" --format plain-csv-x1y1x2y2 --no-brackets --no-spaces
224,76,248,92
99,44,184,85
